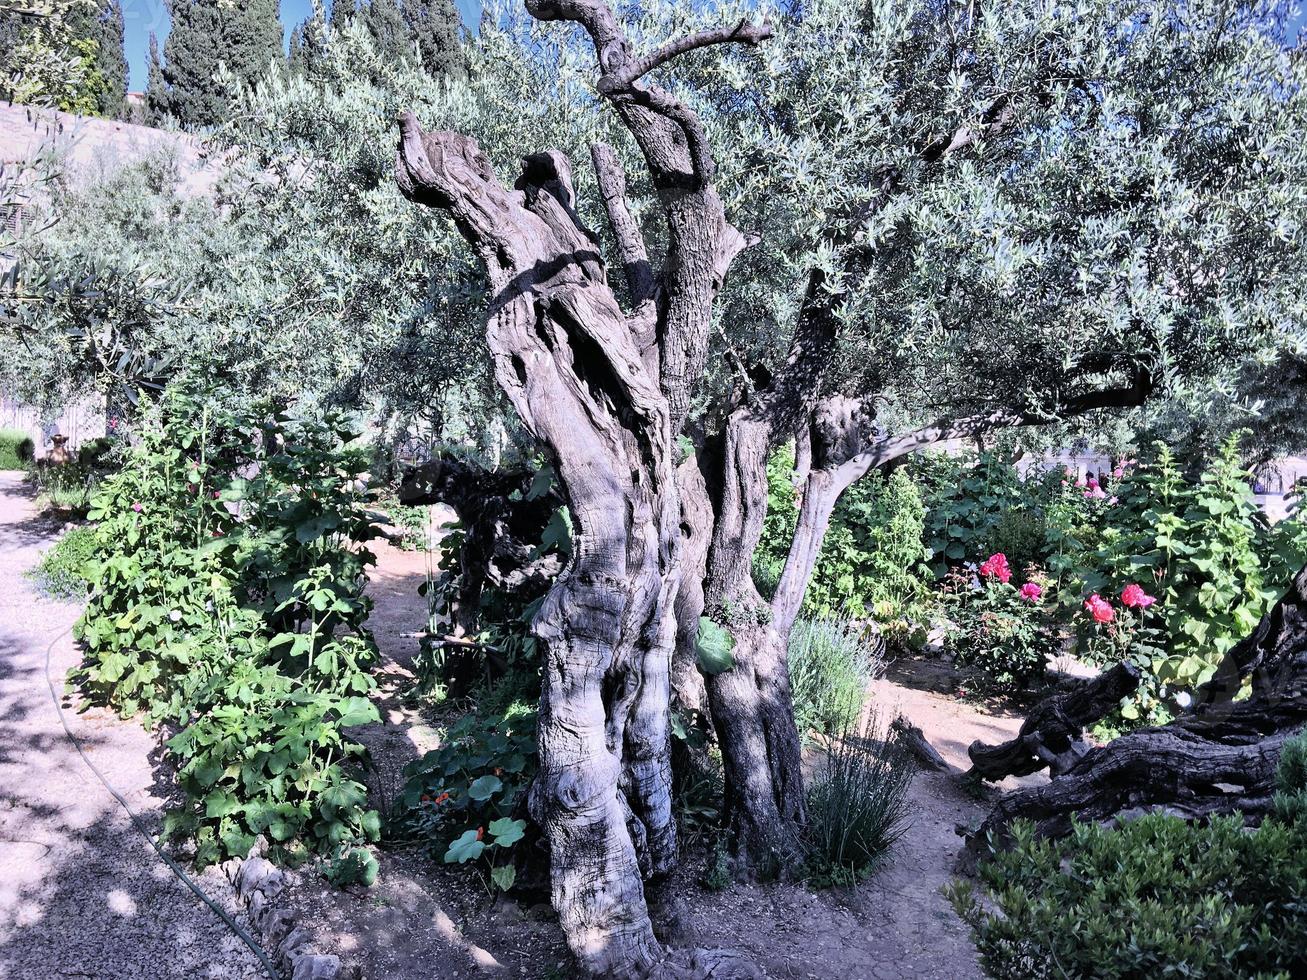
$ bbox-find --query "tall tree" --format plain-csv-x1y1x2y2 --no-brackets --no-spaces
88,0,127,115
390,3,1307,963
287,22,306,75
65,0,128,116
145,30,167,123
1,0,106,112
329,0,353,34
403,0,463,77
394,1,770,973
221,0,283,83
360,0,413,65
158,0,283,128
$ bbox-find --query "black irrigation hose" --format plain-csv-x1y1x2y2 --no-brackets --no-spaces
43,623,282,980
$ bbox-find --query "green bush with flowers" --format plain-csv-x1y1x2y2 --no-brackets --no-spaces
1063,437,1307,726
72,385,384,867
942,552,1058,691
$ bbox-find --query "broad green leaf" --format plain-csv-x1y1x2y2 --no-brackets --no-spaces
468,774,503,801
696,617,735,675
487,817,525,847
444,829,486,864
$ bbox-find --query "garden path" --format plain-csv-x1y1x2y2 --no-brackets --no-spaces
0,471,264,980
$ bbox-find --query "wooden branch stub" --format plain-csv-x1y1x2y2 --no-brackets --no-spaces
967,661,1142,782
891,716,950,772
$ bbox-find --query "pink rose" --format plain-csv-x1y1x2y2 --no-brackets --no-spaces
1084,594,1115,623
979,553,1012,584
1121,583,1157,609
1019,582,1043,603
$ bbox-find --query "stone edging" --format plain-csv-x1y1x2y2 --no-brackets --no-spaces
223,851,343,980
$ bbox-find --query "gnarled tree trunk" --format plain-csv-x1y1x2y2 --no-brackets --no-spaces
395,2,771,972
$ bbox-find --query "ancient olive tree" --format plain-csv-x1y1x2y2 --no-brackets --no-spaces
395,1,771,973
388,5,1307,961
658,0,1307,871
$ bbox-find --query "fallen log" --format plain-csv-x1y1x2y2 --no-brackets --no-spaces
967,660,1141,781
969,565,1307,853
891,715,950,772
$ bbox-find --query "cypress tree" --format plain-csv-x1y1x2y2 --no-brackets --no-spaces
403,0,463,78
91,0,128,117
360,0,414,65
159,0,283,129
288,23,306,75
330,0,353,34
145,31,168,123
222,0,284,85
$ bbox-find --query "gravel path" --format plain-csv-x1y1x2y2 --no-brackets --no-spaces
0,471,265,980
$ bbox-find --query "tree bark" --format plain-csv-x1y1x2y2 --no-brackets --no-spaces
700,415,807,871
966,661,1142,781
693,275,844,872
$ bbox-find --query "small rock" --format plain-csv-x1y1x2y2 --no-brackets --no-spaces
291,954,341,980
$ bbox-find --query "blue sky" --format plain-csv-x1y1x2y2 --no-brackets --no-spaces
121,1,1305,92
120,0,484,90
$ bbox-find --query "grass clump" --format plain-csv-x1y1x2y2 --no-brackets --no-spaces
804,712,914,888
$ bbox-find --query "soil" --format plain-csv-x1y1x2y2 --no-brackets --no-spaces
2,478,1041,980
0,472,263,980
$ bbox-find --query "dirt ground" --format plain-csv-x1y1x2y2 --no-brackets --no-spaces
0,472,263,980
274,538,1043,980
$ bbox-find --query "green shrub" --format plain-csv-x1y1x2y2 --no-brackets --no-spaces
1273,729,1307,824
914,451,1097,579
396,706,536,891
72,386,383,867
789,617,882,737
755,449,931,623
28,524,97,599
1070,437,1302,711
0,429,35,469
805,713,914,887
950,805,1307,980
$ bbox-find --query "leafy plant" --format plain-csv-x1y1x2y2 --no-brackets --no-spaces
28,524,97,599
805,713,914,888
397,706,536,890
951,805,1307,979
0,428,34,469
324,846,380,888
942,559,1057,692
71,385,384,866
1272,729,1307,825
756,454,931,625
1072,438,1300,700
788,617,882,737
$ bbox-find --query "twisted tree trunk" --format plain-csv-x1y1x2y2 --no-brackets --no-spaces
395,2,770,972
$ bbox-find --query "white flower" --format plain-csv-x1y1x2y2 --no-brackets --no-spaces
169,610,182,622
1175,691,1192,708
